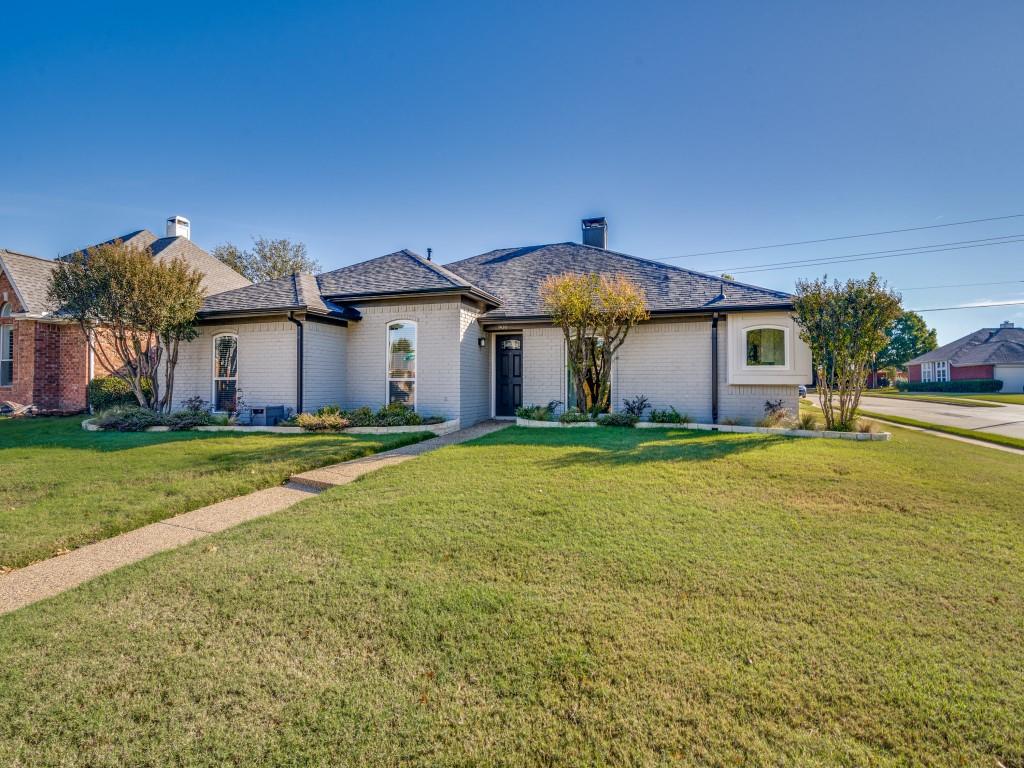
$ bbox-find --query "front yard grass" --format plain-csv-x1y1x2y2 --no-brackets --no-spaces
855,409,1024,451
0,416,429,570
1,425,1021,766
861,392,1003,407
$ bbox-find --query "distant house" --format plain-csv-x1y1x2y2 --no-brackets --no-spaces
0,216,249,412
169,217,812,425
907,322,1024,393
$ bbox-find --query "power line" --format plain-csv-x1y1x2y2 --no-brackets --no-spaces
897,279,1024,291
911,300,1024,312
717,237,1024,276
674,213,1024,259
712,233,1023,274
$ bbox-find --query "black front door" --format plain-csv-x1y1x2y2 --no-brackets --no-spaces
495,334,523,417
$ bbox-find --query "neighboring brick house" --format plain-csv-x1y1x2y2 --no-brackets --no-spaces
0,216,249,413
907,322,1024,393
171,217,812,425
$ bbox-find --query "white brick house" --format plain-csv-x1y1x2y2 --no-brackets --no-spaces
172,218,811,425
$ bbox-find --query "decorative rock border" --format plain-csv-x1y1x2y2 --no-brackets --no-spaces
82,418,460,436
514,416,889,441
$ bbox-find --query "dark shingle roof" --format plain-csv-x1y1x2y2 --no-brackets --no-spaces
910,326,1024,366
200,273,358,321
0,249,59,315
443,242,793,319
317,249,496,302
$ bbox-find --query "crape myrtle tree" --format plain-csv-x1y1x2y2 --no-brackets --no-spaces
49,240,205,413
793,273,903,431
211,237,320,283
541,272,649,414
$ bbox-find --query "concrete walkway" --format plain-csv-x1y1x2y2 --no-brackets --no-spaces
0,420,510,616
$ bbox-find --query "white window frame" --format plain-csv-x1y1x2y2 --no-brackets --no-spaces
921,361,935,382
935,360,949,383
385,320,417,410
211,333,239,412
742,325,789,370
0,320,12,388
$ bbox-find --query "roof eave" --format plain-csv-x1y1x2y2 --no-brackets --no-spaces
477,302,795,327
321,285,502,307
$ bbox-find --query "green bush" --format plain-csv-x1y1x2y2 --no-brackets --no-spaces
515,400,561,421
621,394,650,418
94,406,164,432
558,408,593,424
87,376,151,411
597,412,638,427
315,404,342,416
649,406,687,424
296,412,351,432
896,379,1003,393
164,409,213,430
375,402,423,426
345,406,376,427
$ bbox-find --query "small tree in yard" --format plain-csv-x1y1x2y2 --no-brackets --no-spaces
794,273,903,431
541,272,649,414
49,240,204,413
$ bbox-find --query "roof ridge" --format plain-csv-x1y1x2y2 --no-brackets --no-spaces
1,248,55,264
400,249,470,288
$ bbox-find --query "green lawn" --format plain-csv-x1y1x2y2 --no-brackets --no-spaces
0,417,429,570
1,425,1021,766
856,409,1024,451
959,393,1024,405
861,392,1003,407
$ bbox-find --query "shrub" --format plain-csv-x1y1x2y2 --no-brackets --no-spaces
375,402,423,426
94,405,164,432
649,406,687,424
857,418,879,434
296,412,351,432
757,399,791,428
896,379,1003,393
621,394,650,419
597,412,638,427
87,376,152,411
559,408,593,423
315,404,342,416
796,412,818,431
345,406,376,427
516,400,561,421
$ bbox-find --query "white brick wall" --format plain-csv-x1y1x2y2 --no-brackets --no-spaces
303,320,346,411
459,303,490,425
173,320,297,411
522,326,566,409
343,298,462,421
718,318,799,423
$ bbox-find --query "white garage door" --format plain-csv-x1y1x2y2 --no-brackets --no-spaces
995,365,1024,393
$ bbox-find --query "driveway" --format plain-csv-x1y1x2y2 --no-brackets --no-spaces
857,396,1024,439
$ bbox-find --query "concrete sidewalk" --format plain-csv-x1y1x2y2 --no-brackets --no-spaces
0,420,510,616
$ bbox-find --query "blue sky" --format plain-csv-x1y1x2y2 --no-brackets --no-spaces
2,0,1021,342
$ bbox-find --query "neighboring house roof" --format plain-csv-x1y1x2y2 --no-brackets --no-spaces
317,249,499,304
70,230,251,295
200,272,359,322
909,326,1024,367
443,242,793,320
0,249,59,316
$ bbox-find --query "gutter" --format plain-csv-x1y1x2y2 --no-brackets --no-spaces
711,312,719,424
287,312,304,414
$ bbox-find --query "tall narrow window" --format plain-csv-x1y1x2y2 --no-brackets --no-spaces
387,321,416,408
212,334,238,411
0,323,12,387
935,361,949,383
922,362,934,382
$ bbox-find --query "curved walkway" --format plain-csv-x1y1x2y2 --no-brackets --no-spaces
0,420,509,615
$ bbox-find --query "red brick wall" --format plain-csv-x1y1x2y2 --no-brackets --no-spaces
907,364,921,382
951,364,995,381
29,322,89,412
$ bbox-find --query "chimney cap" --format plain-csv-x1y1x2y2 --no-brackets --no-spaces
582,216,607,228
581,216,608,249
999,320,1015,329
166,215,191,240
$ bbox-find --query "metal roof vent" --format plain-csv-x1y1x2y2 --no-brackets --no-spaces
1000,320,1015,329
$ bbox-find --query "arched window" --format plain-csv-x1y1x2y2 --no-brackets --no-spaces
386,321,416,408
745,326,787,367
0,305,12,387
212,334,238,412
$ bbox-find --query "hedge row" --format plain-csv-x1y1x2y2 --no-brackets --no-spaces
896,379,1003,393
87,376,151,411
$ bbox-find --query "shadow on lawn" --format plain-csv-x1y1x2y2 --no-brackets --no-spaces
475,426,790,466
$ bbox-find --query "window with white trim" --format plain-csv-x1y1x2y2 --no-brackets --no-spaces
212,334,238,412
745,327,786,366
921,362,934,382
387,321,416,408
935,361,949,383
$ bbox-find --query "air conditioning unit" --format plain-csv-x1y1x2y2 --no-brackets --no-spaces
249,406,287,426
